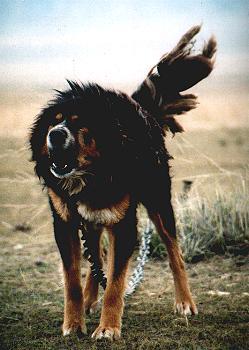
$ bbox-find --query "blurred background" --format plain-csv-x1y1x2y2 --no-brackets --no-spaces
0,2,248,349
0,0,248,135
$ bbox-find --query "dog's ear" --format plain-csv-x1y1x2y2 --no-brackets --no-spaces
29,110,48,161
132,25,217,134
28,107,55,182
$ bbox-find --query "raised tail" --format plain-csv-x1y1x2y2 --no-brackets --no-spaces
131,25,217,133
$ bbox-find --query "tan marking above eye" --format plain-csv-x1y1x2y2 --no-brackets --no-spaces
71,115,79,121
55,113,63,120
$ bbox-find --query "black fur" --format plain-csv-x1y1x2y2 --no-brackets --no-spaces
30,82,173,212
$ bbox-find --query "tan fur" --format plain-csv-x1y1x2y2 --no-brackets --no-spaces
84,267,100,314
62,233,86,335
71,115,79,121
92,230,130,340
55,113,63,120
41,143,48,156
151,213,197,315
60,171,86,196
77,128,100,167
77,194,130,226
48,188,70,221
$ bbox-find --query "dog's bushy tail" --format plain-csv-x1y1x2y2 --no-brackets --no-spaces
132,25,217,133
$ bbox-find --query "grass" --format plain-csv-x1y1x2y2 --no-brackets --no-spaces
0,251,248,349
177,188,249,262
149,186,249,262
0,129,249,349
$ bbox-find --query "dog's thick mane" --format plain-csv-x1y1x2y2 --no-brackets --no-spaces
29,82,171,208
53,80,105,103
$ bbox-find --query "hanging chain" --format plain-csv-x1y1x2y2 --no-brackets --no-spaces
80,219,153,296
125,219,153,296
80,224,107,290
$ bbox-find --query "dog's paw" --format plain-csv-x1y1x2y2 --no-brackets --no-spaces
174,299,198,316
91,326,121,341
62,321,87,336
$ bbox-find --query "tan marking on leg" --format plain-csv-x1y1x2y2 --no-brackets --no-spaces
152,213,198,315
62,233,86,335
48,188,70,222
83,266,100,314
91,230,130,341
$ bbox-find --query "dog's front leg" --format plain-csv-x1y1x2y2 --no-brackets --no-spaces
92,208,137,341
49,198,86,336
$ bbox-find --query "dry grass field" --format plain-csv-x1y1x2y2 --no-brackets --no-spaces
0,87,248,349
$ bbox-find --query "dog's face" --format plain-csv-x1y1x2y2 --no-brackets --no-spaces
30,105,106,196
45,113,100,179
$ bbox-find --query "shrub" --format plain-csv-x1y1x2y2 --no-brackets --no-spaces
147,184,249,262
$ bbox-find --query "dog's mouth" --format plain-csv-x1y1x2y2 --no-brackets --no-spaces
50,160,76,179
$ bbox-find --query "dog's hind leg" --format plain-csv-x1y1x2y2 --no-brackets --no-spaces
91,206,137,341
149,203,198,316
83,225,104,314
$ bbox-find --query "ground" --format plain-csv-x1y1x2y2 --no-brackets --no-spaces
0,241,248,349
0,129,248,349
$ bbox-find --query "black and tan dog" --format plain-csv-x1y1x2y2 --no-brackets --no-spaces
29,26,216,340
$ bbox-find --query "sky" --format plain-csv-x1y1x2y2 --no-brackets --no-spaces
0,0,248,90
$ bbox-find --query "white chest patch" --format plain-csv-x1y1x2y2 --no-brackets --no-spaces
77,194,130,226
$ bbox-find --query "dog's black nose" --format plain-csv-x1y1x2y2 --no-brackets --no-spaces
47,125,76,170
48,128,68,149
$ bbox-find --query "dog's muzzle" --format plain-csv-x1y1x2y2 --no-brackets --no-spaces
47,125,76,178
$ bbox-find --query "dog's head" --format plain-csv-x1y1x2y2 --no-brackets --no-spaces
30,83,113,191
45,115,100,179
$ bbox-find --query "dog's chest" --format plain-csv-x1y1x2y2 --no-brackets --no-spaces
77,194,130,226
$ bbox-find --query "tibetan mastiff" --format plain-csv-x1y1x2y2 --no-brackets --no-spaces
29,26,216,340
